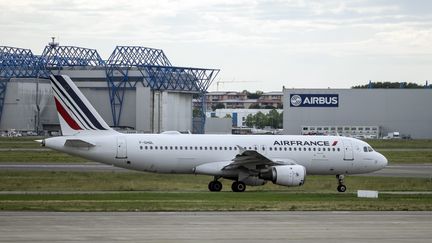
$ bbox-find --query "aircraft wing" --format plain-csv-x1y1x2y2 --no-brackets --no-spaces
222,147,288,171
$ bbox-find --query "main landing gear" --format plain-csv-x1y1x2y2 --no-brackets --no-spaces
208,178,222,192
231,181,246,192
207,178,247,192
336,174,347,192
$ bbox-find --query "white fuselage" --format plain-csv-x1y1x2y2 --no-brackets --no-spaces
45,133,388,176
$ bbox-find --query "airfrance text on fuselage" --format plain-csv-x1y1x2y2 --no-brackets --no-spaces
273,140,335,146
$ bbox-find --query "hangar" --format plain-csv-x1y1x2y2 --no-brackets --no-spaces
283,88,432,139
0,41,219,134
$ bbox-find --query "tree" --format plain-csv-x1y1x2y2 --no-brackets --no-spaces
245,114,255,128
254,112,268,129
212,103,225,110
247,91,264,99
248,103,261,109
267,109,281,129
193,108,202,118
352,82,425,89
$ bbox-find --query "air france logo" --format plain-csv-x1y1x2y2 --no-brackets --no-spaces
290,94,339,107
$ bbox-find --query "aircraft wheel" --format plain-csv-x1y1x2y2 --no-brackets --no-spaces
337,184,347,192
231,181,246,192
208,181,222,192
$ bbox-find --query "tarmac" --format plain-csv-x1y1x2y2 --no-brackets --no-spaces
0,211,431,243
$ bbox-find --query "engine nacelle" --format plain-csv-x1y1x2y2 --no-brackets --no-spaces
260,165,306,187
242,176,267,186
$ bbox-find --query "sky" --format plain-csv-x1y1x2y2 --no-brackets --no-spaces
1,0,432,91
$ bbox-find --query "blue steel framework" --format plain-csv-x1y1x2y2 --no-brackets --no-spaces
105,46,219,133
42,45,105,68
0,46,48,123
1,45,219,133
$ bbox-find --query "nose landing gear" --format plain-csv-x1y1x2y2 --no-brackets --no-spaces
336,174,347,192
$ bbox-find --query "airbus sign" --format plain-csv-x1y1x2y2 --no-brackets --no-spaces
290,94,339,107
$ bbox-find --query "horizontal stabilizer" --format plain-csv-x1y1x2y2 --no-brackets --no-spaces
64,139,95,147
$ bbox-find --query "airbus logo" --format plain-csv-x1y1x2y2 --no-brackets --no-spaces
290,95,302,107
290,94,339,107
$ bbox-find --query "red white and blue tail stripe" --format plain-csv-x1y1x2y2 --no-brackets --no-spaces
50,75,114,135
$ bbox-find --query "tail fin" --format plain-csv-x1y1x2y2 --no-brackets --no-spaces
49,75,115,135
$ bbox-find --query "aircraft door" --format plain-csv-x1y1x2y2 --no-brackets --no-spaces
342,139,354,161
116,137,128,159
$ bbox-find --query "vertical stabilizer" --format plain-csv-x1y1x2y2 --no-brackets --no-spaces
49,75,115,135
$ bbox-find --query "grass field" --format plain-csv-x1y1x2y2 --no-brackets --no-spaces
1,171,430,192
0,171,431,211
1,192,431,211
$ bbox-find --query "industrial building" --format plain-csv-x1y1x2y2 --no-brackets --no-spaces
283,88,432,139
0,42,219,134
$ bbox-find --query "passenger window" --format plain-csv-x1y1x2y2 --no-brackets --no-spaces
294,148,297,151
165,146,168,150
262,147,265,151
289,147,292,151
254,147,257,150
175,146,178,150
229,147,232,150
140,146,143,150
204,146,207,150
332,148,335,151
184,146,187,150
170,146,173,150
150,146,153,150
209,147,212,150
219,147,223,150
308,148,311,151
145,146,148,150
313,148,316,151
279,147,282,151
337,148,340,151
155,146,158,150
269,147,273,151
180,146,183,150
224,147,227,150
303,148,307,151
318,148,321,151
190,146,193,150
284,147,287,151
194,146,198,150
200,146,203,150
160,146,163,150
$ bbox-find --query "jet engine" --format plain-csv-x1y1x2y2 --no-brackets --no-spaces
242,176,267,186
259,165,306,186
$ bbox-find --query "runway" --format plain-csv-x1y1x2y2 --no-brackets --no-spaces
1,162,431,178
0,211,431,243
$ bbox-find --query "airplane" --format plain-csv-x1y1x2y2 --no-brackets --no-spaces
39,75,388,192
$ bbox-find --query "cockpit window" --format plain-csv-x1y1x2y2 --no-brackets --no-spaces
364,146,374,152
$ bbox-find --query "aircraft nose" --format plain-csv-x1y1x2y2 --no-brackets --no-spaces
378,153,388,168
